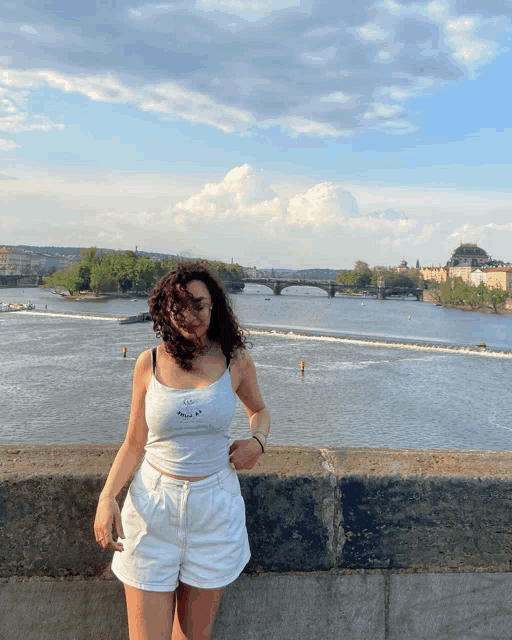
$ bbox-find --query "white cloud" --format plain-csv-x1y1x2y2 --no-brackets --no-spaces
195,0,304,17
450,222,512,238
0,81,64,136
319,91,353,104
3,162,512,267
286,183,359,227
0,70,354,139
487,223,512,231
368,208,406,221
20,25,39,35
444,14,501,71
0,138,19,150
3,0,510,144
363,103,405,120
356,23,392,42
174,164,278,217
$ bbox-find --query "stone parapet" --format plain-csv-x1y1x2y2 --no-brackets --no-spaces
2,445,512,580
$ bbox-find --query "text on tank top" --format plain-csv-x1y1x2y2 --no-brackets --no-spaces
144,347,237,476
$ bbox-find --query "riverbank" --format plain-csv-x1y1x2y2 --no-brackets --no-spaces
423,290,512,313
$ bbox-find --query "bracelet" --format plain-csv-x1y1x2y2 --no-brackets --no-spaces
253,429,268,445
252,435,265,454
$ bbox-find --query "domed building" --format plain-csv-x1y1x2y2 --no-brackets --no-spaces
396,259,408,273
449,243,490,284
450,243,489,268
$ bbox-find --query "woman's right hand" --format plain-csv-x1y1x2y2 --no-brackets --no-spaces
94,496,125,553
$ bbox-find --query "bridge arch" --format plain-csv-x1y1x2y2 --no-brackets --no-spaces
276,282,330,296
243,283,274,294
382,287,422,301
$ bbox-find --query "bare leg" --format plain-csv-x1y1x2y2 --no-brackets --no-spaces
172,582,223,640
124,583,176,640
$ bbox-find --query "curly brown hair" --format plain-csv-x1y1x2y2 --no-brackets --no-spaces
149,260,250,371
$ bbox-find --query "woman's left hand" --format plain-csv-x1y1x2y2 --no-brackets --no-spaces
229,438,263,470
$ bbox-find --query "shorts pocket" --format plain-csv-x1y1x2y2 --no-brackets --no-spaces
129,465,159,498
219,468,241,497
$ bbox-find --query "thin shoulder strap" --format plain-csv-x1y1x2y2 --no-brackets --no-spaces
152,347,157,374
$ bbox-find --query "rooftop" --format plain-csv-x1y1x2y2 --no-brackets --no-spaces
452,244,488,257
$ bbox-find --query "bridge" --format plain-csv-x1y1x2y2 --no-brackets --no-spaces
241,278,423,301
0,274,42,288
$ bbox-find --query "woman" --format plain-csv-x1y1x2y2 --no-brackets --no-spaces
94,260,270,640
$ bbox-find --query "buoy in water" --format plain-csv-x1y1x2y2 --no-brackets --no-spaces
408,315,411,321
122,346,127,358
300,360,305,372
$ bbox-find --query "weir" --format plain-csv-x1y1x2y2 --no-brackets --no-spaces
2,444,512,639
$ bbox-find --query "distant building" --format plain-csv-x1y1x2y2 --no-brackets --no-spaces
450,243,489,268
243,267,265,278
446,243,490,283
0,247,40,275
420,266,448,283
485,267,512,292
38,254,72,272
448,265,474,284
421,243,492,285
396,259,408,273
469,268,487,287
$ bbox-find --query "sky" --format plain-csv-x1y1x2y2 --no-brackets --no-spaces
1,0,512,269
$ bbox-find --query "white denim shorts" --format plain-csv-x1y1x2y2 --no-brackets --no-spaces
111,457,251,592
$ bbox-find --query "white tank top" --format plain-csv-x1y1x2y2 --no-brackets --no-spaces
144,347,237,476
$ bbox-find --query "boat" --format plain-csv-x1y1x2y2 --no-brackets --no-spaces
0,303,36,312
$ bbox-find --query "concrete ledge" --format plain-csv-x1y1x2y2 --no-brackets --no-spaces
2,445,512,578
2,445,512,638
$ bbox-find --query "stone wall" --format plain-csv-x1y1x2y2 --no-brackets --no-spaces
2,445,512,580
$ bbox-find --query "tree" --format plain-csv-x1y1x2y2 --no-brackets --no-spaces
484,288,509,313
134,255,156,292
90,255,117,294
441,276,453,305
426,281,443,304
354,260,369,272
352,261,372,287
466,283,487,310
48,265,88,295
451,278,469,306
336,270,358,286
112,251,137,293
80,247,100,266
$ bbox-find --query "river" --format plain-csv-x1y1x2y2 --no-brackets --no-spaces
1,284,511,451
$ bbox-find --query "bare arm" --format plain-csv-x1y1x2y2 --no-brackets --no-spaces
99,348,151,499
94,349,151,551
229,349,270,470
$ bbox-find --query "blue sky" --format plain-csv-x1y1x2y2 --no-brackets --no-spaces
1,0,512,269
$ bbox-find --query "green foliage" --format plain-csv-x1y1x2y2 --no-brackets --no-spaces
337,265,420,289
428,277,510,313
485,288,509,313
336,270,358,285
426,280,443,304
41,249,241,295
